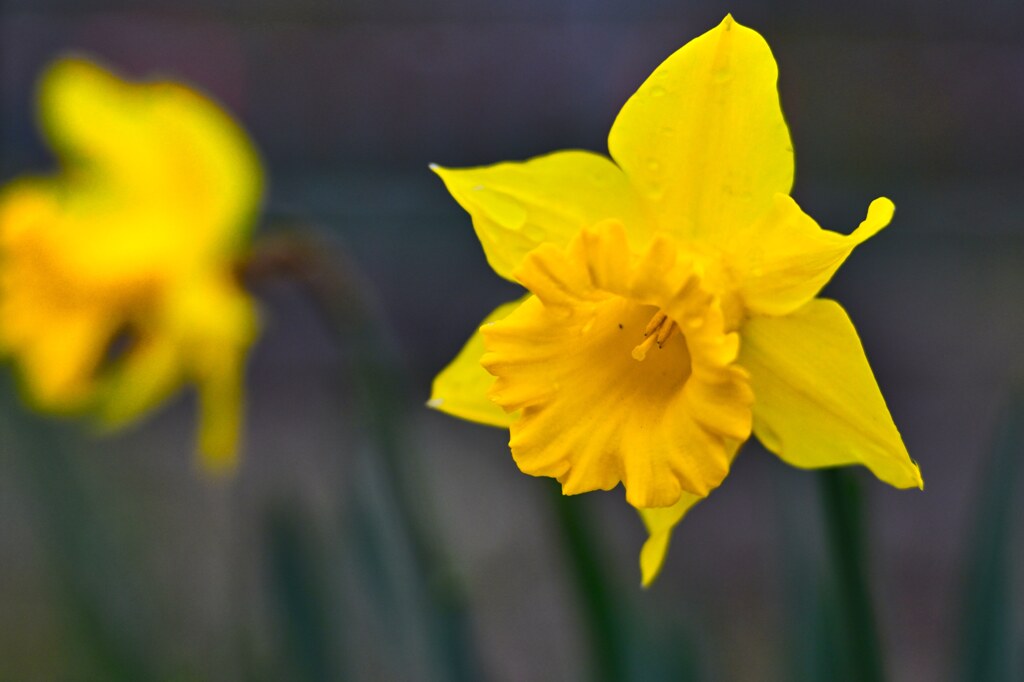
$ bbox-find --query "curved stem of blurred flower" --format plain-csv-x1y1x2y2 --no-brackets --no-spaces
548,485,626,682
241,227,482,682
819,469,886,682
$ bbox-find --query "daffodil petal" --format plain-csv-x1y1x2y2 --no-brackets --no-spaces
739,299,922,489
0,57,263,472
638,492,701,587
0,182,116,409
196,346,246,474
95,336,183,429
12,308,114,411
39,57,262,257
161,275,257,472
39,59,145,187
731,195,894,316
607,15,792,242
429,297,526,428
431,151,648,280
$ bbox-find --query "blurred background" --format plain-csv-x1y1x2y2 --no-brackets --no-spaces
1,1,1023,680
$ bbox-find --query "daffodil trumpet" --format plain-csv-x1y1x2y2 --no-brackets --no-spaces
429,15,921,585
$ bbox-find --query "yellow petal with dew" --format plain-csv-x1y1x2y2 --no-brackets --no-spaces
482,221,752,508
607,15,793,243
429,297,526,428
638,492,701,587
431,151,649,280
729,195,894,316
739,298,922,489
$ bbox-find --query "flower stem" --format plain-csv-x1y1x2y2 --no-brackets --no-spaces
818,468,886,682
548,486,625,682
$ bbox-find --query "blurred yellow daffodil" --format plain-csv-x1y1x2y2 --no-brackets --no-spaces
429,16,922,585
0,57,262,473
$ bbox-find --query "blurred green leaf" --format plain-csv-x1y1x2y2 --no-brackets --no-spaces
623,615,703,682
0,376,159,681
266,507,340,682
253,232,484,681
957,389,1023,682
550,484,704,682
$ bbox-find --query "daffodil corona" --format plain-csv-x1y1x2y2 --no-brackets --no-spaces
0,58,262,473
429,16,922,585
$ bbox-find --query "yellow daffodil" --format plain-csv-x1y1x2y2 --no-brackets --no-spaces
429,16,922,585
0,57,262,473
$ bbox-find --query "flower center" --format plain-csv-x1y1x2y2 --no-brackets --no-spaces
480,221,753,507
632,309,677,361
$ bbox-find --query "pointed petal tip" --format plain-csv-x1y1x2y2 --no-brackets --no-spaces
426,396,444,409
874,456,923,490
912,461,924,490
717,13,754,33
893,458,924,490
639,535,667,587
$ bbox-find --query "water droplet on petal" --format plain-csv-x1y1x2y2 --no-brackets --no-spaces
650,85,667,97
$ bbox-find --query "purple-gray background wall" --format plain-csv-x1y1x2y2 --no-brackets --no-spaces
1,1,1022,680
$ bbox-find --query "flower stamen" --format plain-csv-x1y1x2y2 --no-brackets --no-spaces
632,309,677,361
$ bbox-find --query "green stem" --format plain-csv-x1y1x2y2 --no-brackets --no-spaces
819,469,886,682
549,486,624,682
